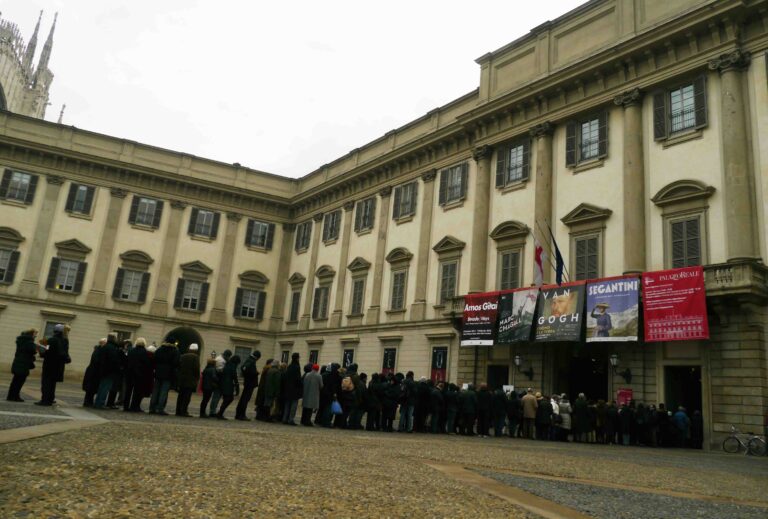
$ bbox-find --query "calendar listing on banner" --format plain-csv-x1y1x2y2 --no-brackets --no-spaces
642,266,709,343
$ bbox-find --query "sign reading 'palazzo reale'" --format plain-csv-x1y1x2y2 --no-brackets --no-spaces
460,293,499,346
642,266,709,342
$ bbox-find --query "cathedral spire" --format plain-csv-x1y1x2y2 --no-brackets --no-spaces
36,12,57,75
22,10,43,73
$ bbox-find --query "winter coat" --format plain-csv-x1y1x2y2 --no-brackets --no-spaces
458,390,478,415
254,364,271,405
619,406,634,434
572,397,590,434
177,352,200,390
282,360,303,401
201,364,219,393
521,393,538,419
125,345,153,397
302,370,323,409
558,400,573,430
382,380,401,409
98,339,123,378
429,387,444,411
219,358,240,397
11,334,37,377
491,389,508,419
536,399,553,426
41,332,70,382
444,389,458,412
153,345,180,382
265,365,282,400
240,355,260,386
82,346,102,393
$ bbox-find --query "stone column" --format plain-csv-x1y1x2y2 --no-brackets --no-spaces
149,200,186,317
18,175,64,298
330,201,355,328
208,212,241,325
365,187,393,325
708,49,758,261
614,88,646,274
85,188,128,306
530,122,554,284
269,223,295,332
469,145,493,293
410,170,436,320
299,213,324,330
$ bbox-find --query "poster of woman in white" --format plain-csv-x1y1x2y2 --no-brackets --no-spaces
585,277,640,342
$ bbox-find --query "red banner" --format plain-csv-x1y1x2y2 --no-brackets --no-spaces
461,292,500,346
642,266,709,342
616,388,633,407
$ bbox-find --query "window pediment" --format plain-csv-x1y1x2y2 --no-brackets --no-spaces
489,221,529,241
0,227,24,248
386,247,413,266
316,265,336,280
119,250,154,269
347,257,371,272
54,239,91,261
288,272,306,286
651,180,715,207
239,270,269,286
180,260,213,277
561,203,612,227
432,235,466,255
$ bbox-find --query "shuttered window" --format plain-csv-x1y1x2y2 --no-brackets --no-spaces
235,288,266,320
574,236,599,281
439,163,468,205
174,279,209,311
390,270,407,310
312,286,330,320
323,210,341,241
495,141,530,188
129,196,164,228
670,217,701,268
0,170,38,204
289,290,301,322
295,221,312,251
0,248,19,284
112,268,150,303
189,208,220,238
499,250,521,290
566,112,608,167
54,259,83,292
246,219,275,249
350,278,365,315
65,184,96,215
392,182,418,219
653,76,707,140
439,261,458,305
354,198,376,233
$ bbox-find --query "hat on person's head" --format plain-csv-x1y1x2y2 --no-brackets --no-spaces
535,391,542,398
54,324,65,333
252,350,261,359
312,364,319,371
147,345,157,353
189,343,199,351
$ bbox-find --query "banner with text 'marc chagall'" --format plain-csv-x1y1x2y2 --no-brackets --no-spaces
460,292,500,346
496,288,539,344
642,265,709,342
535,282,586,342
585,276,640,342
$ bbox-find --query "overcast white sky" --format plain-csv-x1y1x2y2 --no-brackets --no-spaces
3,1,584,178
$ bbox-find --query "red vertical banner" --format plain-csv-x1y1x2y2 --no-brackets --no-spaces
616,388,633,407
461,292,500,346
642,266,709,342
431,347,448,382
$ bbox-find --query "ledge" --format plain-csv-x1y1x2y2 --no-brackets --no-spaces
440,198,465,212
662,129,703,149
66,211,93,221
107,318,142,329
704,260,768,304
394,214,415,225
355,228,373,237
230,335,261,344
323,238,338,246
572,158,605,174
190,234,214,243
40,308,77,320
1,199,30,209
246,245,270,254
499,180,528,194
131,224,157,233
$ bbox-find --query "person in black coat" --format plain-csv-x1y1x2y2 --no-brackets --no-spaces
235,350,261,420
82,340,105,407
459,386,478,436
123,338,151,412
106,340,130,408
149,342,180,415
216,355,241,419
506,390,522,438
94,333,122,409
281,352,302,425
535,395,553,441
36,324,70,406
429,381,444,433
199,358,219,418
619,404,634,446
491,387,508,437
381,374,401,432
320,363,342,427
7,329,38,402
444,384,459,434
604,400,619,444
365,373,382,431
476,384,492,437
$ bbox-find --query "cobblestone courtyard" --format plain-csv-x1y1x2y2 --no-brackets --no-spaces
1,380,767,518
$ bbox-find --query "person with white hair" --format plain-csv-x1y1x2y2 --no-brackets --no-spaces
175,343,200,417
123,338,152,412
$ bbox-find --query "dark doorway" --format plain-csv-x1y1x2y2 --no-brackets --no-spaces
568,356,608,401
487,365,509,390
164,327,204,356
665,366,702,415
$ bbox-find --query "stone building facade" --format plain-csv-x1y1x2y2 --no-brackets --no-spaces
0,0,767,448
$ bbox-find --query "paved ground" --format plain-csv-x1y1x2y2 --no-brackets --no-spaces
1,379,766,518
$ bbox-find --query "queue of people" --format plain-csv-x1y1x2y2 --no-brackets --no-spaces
5,326,703,449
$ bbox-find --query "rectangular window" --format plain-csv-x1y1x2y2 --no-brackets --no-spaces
238,288,266,319
654,76,707,141
281,350,290,364
312,286,330,320
439,163,468,205
246,219,274,249
64,184,96,215
354,198,376,232
669,84,696,133
289,290,301,321
439,261,457,305
580,119,600,160
43,321,59,339
393,182,417,219
496,141,530,188
390,270,407,310
6,171,32,201
181,279,203,310
342,349,354,368
0,249,12,282
192,209,216,237
114,330,133,343
323,210,341,242
55,259,80,292
309,349,319,365
136,198,157,226
295,221,312,251
119,270,144,302
574,236,599,281
499,250,521,290
234,346,252,360
671,217,701,268
382,348,397,374
350,278,365,315
566,113,607,167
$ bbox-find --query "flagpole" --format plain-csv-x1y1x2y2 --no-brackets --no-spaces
533,219,562,282
546,221,571,283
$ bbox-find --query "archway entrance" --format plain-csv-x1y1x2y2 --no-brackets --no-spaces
164,327,204,356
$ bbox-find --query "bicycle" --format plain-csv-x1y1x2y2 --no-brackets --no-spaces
722,426,767,456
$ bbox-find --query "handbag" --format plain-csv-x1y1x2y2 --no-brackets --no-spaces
331,399,343,415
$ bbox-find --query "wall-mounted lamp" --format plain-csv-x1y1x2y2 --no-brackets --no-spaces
609,354,632,384
514,355,534,381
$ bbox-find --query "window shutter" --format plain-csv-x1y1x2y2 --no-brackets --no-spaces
83,186,95,214
575,239,586,280
587,238,598,278
210,212,221,239
256,291,267,320
152,200,164,228
312,287,320,319
0,170,11,198
653,92,667,140
173,279,185,309
597,111,608,158
409,183,418,215
290,291,300,321
322,215,330,241
198,282,210,312
460,162,469,198
693,75,707,129
671,221,685,268
368,198,376,229
521,140,531,181
233,287,244,317
5,250,20,284
65,184,78,212
74,262,88,293
112,268,125,299
438,170,448,205
24,175,38,204
188,208,199,235
392,186,402,219
138,272,150,303
46,258,60,290
565,122,577,166
686,218,701,266
265,223,275,250
128,196,140,224
295,227,302,250
496,147,507,187
245,219,254,246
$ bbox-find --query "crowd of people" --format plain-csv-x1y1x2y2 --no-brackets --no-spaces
6,326,703,449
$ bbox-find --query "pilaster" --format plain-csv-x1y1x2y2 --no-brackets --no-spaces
149,200,186,317
299,213,324,330
330,201,355,328
469,145,493,294
411,170,436,320
85,188,128,306
530,122,554,284
269,222,296,332
208,212,241,325
365,187,392,325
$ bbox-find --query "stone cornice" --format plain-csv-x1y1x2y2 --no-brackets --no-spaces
707,48,751,73
613,88,643,108
529,122,554,138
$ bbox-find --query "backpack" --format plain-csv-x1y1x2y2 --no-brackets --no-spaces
341,376,354,392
